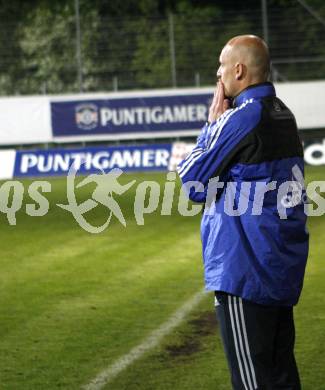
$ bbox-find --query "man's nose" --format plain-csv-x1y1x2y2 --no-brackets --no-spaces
216,68,221,79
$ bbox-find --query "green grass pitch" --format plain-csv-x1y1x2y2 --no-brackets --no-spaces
0,167,324,389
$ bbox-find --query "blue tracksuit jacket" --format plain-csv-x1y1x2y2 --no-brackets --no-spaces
177,82,309,306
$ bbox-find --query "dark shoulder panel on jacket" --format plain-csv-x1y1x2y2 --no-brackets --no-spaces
236,96,304,164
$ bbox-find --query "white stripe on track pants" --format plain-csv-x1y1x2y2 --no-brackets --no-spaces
215,291,301,390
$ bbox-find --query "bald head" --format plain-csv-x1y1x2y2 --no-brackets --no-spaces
217,35,271,98
226,35,270,81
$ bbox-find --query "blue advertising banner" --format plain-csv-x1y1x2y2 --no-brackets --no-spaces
51,94,211,137
14,144,172,177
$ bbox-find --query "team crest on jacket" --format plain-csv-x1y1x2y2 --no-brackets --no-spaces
75,103,98,130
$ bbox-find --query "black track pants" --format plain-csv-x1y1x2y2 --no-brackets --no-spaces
215,291,301,390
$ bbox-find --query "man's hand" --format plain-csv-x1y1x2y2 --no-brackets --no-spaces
208,81,230,123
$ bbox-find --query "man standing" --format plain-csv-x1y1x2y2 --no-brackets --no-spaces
177,35,309,389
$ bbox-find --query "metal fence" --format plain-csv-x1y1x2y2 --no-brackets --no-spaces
0,0,324,95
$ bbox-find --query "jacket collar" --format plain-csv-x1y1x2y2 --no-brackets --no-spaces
233,82,276,107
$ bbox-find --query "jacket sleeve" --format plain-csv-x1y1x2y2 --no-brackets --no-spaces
177,102,261,203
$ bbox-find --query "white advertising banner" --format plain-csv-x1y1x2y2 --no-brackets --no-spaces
0,96,51,145
276,81,325,130
0,139,324,180
0,81,324,146
0,150,16,179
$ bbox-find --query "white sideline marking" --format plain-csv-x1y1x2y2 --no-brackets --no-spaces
82,289,207,390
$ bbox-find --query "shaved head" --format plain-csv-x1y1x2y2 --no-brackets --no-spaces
217,35,271,98
226,35,270,81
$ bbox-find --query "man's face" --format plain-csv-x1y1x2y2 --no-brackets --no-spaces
216,45,238,98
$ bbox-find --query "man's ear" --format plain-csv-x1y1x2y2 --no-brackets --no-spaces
235,63,245,80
